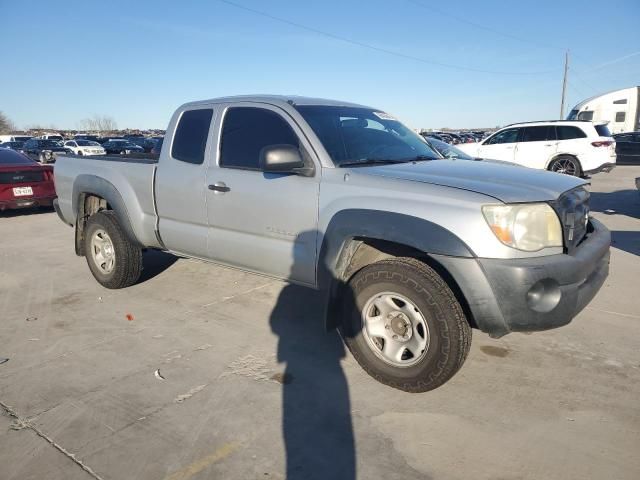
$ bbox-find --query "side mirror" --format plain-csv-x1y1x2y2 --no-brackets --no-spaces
259,144,314,177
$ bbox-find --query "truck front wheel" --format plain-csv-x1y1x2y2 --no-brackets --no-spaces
84,211,143,289
341,257,471,393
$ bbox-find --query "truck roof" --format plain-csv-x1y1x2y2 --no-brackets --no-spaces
179,95,374,110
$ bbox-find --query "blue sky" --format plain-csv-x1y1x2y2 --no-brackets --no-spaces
2,0,639,129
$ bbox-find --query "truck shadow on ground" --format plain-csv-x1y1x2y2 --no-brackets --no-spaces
270,282,356,480
0,206,54,218
589,190,640,256
138,249,179,283
589,189,640,220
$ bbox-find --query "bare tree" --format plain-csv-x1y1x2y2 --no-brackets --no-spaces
0,111,16,133
78,114,117,132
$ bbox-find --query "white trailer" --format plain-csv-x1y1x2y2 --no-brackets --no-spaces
567,86,639,134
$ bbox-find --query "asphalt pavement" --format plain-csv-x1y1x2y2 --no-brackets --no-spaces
1,166,639,480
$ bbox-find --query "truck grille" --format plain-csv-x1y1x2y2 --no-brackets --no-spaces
551,186,590,253
0,170,45,184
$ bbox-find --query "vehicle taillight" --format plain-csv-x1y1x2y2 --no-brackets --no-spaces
591,141,614,147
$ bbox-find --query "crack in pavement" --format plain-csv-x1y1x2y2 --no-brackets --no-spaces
0,400,104,480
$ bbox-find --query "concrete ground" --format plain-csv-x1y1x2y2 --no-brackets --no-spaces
1,166,639,480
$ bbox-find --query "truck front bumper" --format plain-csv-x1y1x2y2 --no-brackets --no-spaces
433,218,611,338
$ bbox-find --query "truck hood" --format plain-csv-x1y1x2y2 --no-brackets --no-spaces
354,159,587,203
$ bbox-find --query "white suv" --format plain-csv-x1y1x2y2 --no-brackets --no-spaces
457,120,616,176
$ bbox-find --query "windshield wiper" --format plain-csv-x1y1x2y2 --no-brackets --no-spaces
401,155,437,162
338,158,409,168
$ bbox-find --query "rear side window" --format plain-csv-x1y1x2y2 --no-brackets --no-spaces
594,124,611,137
615,112,626,122
556,126,587,140
521,126,554,142
171,108,213,164
220,107,299,170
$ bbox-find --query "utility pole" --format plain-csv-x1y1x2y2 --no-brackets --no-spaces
560,50,569,119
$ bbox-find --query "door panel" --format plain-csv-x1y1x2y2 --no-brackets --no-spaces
205,103,320,286
515,126,558,169
155,107,216,258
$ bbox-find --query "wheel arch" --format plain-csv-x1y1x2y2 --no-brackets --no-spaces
72,175,141,256
319,209,477,331
546,152,582,171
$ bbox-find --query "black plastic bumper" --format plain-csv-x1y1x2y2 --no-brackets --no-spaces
584,162,616,175
433,218,611,337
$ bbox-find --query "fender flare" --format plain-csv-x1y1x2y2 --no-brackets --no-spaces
318,209,475,330
72,174,141,255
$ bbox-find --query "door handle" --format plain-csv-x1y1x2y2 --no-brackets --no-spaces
208,182,230,193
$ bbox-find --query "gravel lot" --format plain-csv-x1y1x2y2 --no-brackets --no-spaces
1,166,639,480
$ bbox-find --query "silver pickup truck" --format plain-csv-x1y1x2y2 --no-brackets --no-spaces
54,95,610,392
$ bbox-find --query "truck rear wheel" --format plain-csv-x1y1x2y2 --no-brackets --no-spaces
341,257,471,393
84,211,143,289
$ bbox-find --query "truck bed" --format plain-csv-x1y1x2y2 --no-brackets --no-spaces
54,154,161,248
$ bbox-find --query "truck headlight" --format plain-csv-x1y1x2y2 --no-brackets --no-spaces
482,203,563,251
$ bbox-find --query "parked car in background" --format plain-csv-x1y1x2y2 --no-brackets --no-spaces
424,136,476,160
38,134,65,143
150,136,163,155
63,140,106,156
457,120,616,177
0,148,56,211
613,132,640,164
0,141,25,151
127,137,162,153
0,135,32,144
22,138,71,164
74,134,100,142
96,136,125,144
101,139,145,155
54,95,610,393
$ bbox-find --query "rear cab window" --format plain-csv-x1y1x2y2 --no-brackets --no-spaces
171,108,214,164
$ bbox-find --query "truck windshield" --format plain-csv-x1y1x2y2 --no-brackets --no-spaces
295,105,439,167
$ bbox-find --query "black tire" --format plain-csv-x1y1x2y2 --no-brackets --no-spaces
77,150,83,156
548,155,582,177
341,257,471,393
84,211,143,289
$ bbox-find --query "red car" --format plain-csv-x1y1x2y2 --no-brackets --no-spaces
0,148,56,211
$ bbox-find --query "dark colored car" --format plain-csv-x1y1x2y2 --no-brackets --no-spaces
96,137,125,144
21,139,71,164
0,141,25,151
128,137,162,152
101,139,145,154
150,137,164,155
0,149,56,211
613,132,640,164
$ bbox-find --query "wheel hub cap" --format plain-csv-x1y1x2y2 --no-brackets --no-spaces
362,292,430,368
388,312,412,340
90,229,116,274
